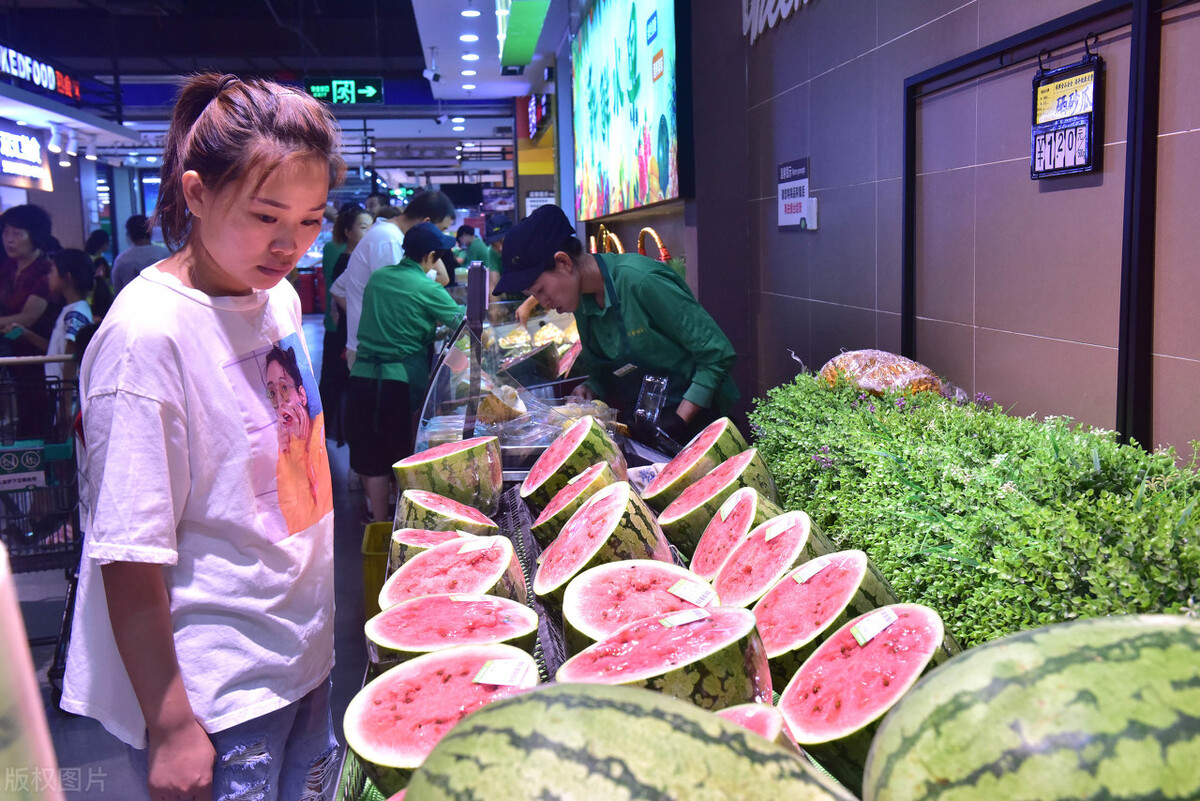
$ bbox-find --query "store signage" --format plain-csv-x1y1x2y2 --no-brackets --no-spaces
1031,54,1103,179
0,118,51,192
743,0,815,46
0,444,46,490
527,94,552,140
778,157,817,229
303,77,384,105
0,44,81,101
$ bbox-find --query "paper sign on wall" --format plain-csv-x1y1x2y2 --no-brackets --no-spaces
778,158,818,229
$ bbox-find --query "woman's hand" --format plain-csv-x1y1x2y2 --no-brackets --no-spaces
147,718,216,801
516,296,539,328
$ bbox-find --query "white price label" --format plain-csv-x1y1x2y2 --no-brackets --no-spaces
473,658,533,687
764,517,794,542
851,608,899,646
659,608,712,628
459,538,496,555
717,492,742,522
793,556,834,585
667,579,717,608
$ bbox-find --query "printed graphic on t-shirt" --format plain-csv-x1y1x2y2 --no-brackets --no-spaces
223,332,333,541
63,308,90,341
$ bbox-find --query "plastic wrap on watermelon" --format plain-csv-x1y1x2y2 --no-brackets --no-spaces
818,349,943,396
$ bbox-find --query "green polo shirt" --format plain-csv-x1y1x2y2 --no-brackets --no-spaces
351,258,465,385
574,252,739,412
462,237,497,272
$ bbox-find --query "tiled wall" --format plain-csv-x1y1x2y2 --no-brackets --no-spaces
727,0,1198,452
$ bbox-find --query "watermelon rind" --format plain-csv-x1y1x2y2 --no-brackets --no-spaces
392,436,503,516
365,594,539,667
657,448,780,558
406,683,858,801
378,535,527,611
780,603,946,796
555,605,773,711
345,643,538,796
561,559,720,655
712,510,831,609
394,489,499,536
690,487,784,581
532,482,672,604
753,549,900,689
528,461,619,549
519,415,628,511
642,416,750,512
387,528,475,577
862,614,1200,801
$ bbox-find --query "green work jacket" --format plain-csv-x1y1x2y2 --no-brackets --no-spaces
573,252,738,416
463,238,495,272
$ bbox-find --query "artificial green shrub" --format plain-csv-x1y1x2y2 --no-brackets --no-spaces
750,375,1200,647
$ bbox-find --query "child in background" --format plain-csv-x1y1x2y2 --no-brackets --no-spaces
1,248,94,382
60,73,344,801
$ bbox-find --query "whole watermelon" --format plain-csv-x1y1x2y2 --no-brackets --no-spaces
863,614,1200,801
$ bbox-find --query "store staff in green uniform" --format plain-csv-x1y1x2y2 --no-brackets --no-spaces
493,204,738,442
482,214,512,294
347,222,465,522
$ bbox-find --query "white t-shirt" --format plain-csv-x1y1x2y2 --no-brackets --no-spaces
45,299,92,381
329,219,404,353
61,267,336,749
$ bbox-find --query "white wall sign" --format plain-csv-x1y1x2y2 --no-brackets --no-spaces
778,157,817,229
743,0,814,46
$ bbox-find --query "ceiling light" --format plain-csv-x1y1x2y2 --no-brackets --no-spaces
461,69,477,77
461,53,479,61
15,120,26,126
47,125,63,154
85,150,98,161
463,142,476,148
462,83,476,90
462,0,481,17
66,131,79,156
451,116,465,123
452,125,465,132
459,34,479,42
456,145,463,151
58,156,71,168
146,156,158,163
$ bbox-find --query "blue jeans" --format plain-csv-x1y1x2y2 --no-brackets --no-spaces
128,677,340,801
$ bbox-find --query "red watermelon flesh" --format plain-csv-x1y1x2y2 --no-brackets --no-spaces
715,703,787,742
395,436,487,465
344,644,537,783
691,488,765,580
712,511,818,608
522,416,626,495
365,594,538,656
556,606,758,685
753,550,869,658
643,417,729,497
392,528,470,550
562,559,719,643
379,535,524,610
533,461,609,527
779,603,945,744
661,449,757,521
403,490,496,528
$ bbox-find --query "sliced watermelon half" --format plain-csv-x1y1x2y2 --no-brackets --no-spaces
642,416,749,511
387,528,475,576
555,605,772,710
690,487,784,580
529,461,619,548
714,703,799,754
378,535,527,611
532,482,671,603
779,603,945,796
561,559,719,654
712,511,832,608
344,643,538,795
365,593,539,666
657,448,779,559
391,436,503,516
520,415,628,511
394,489,499,536
753,550,899,688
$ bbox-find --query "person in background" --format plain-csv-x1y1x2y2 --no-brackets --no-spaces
319,204,372,446
60,72,344,801
482,214,511,294
364,191,389,219
2,248,93,383
111,214,171,293
346,222,463,524
329,190,456,369
494,204,739,443
457,223,492,276
85,229,115,319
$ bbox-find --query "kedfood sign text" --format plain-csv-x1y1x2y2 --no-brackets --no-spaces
0,44,81,101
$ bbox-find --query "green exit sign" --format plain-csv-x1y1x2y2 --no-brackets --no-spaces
304,77,384,105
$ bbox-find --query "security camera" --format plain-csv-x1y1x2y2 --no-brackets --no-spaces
434,113,449,125
423,69,441,83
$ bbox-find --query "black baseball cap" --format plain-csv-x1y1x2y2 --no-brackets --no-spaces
492,204,576,296
483,213,513,244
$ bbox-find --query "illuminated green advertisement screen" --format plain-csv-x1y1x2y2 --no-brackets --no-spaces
572,0,678,220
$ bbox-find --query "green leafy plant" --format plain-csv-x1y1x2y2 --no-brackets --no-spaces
750,375,1200,647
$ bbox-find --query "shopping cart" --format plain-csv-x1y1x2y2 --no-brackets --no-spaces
0,354,83,705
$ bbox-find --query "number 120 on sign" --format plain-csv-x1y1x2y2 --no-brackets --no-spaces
1033,124,1088,176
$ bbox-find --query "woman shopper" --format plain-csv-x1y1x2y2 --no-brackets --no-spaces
60,73,345,801
85,228,115,319
346,222,463,524
319,203,372,445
